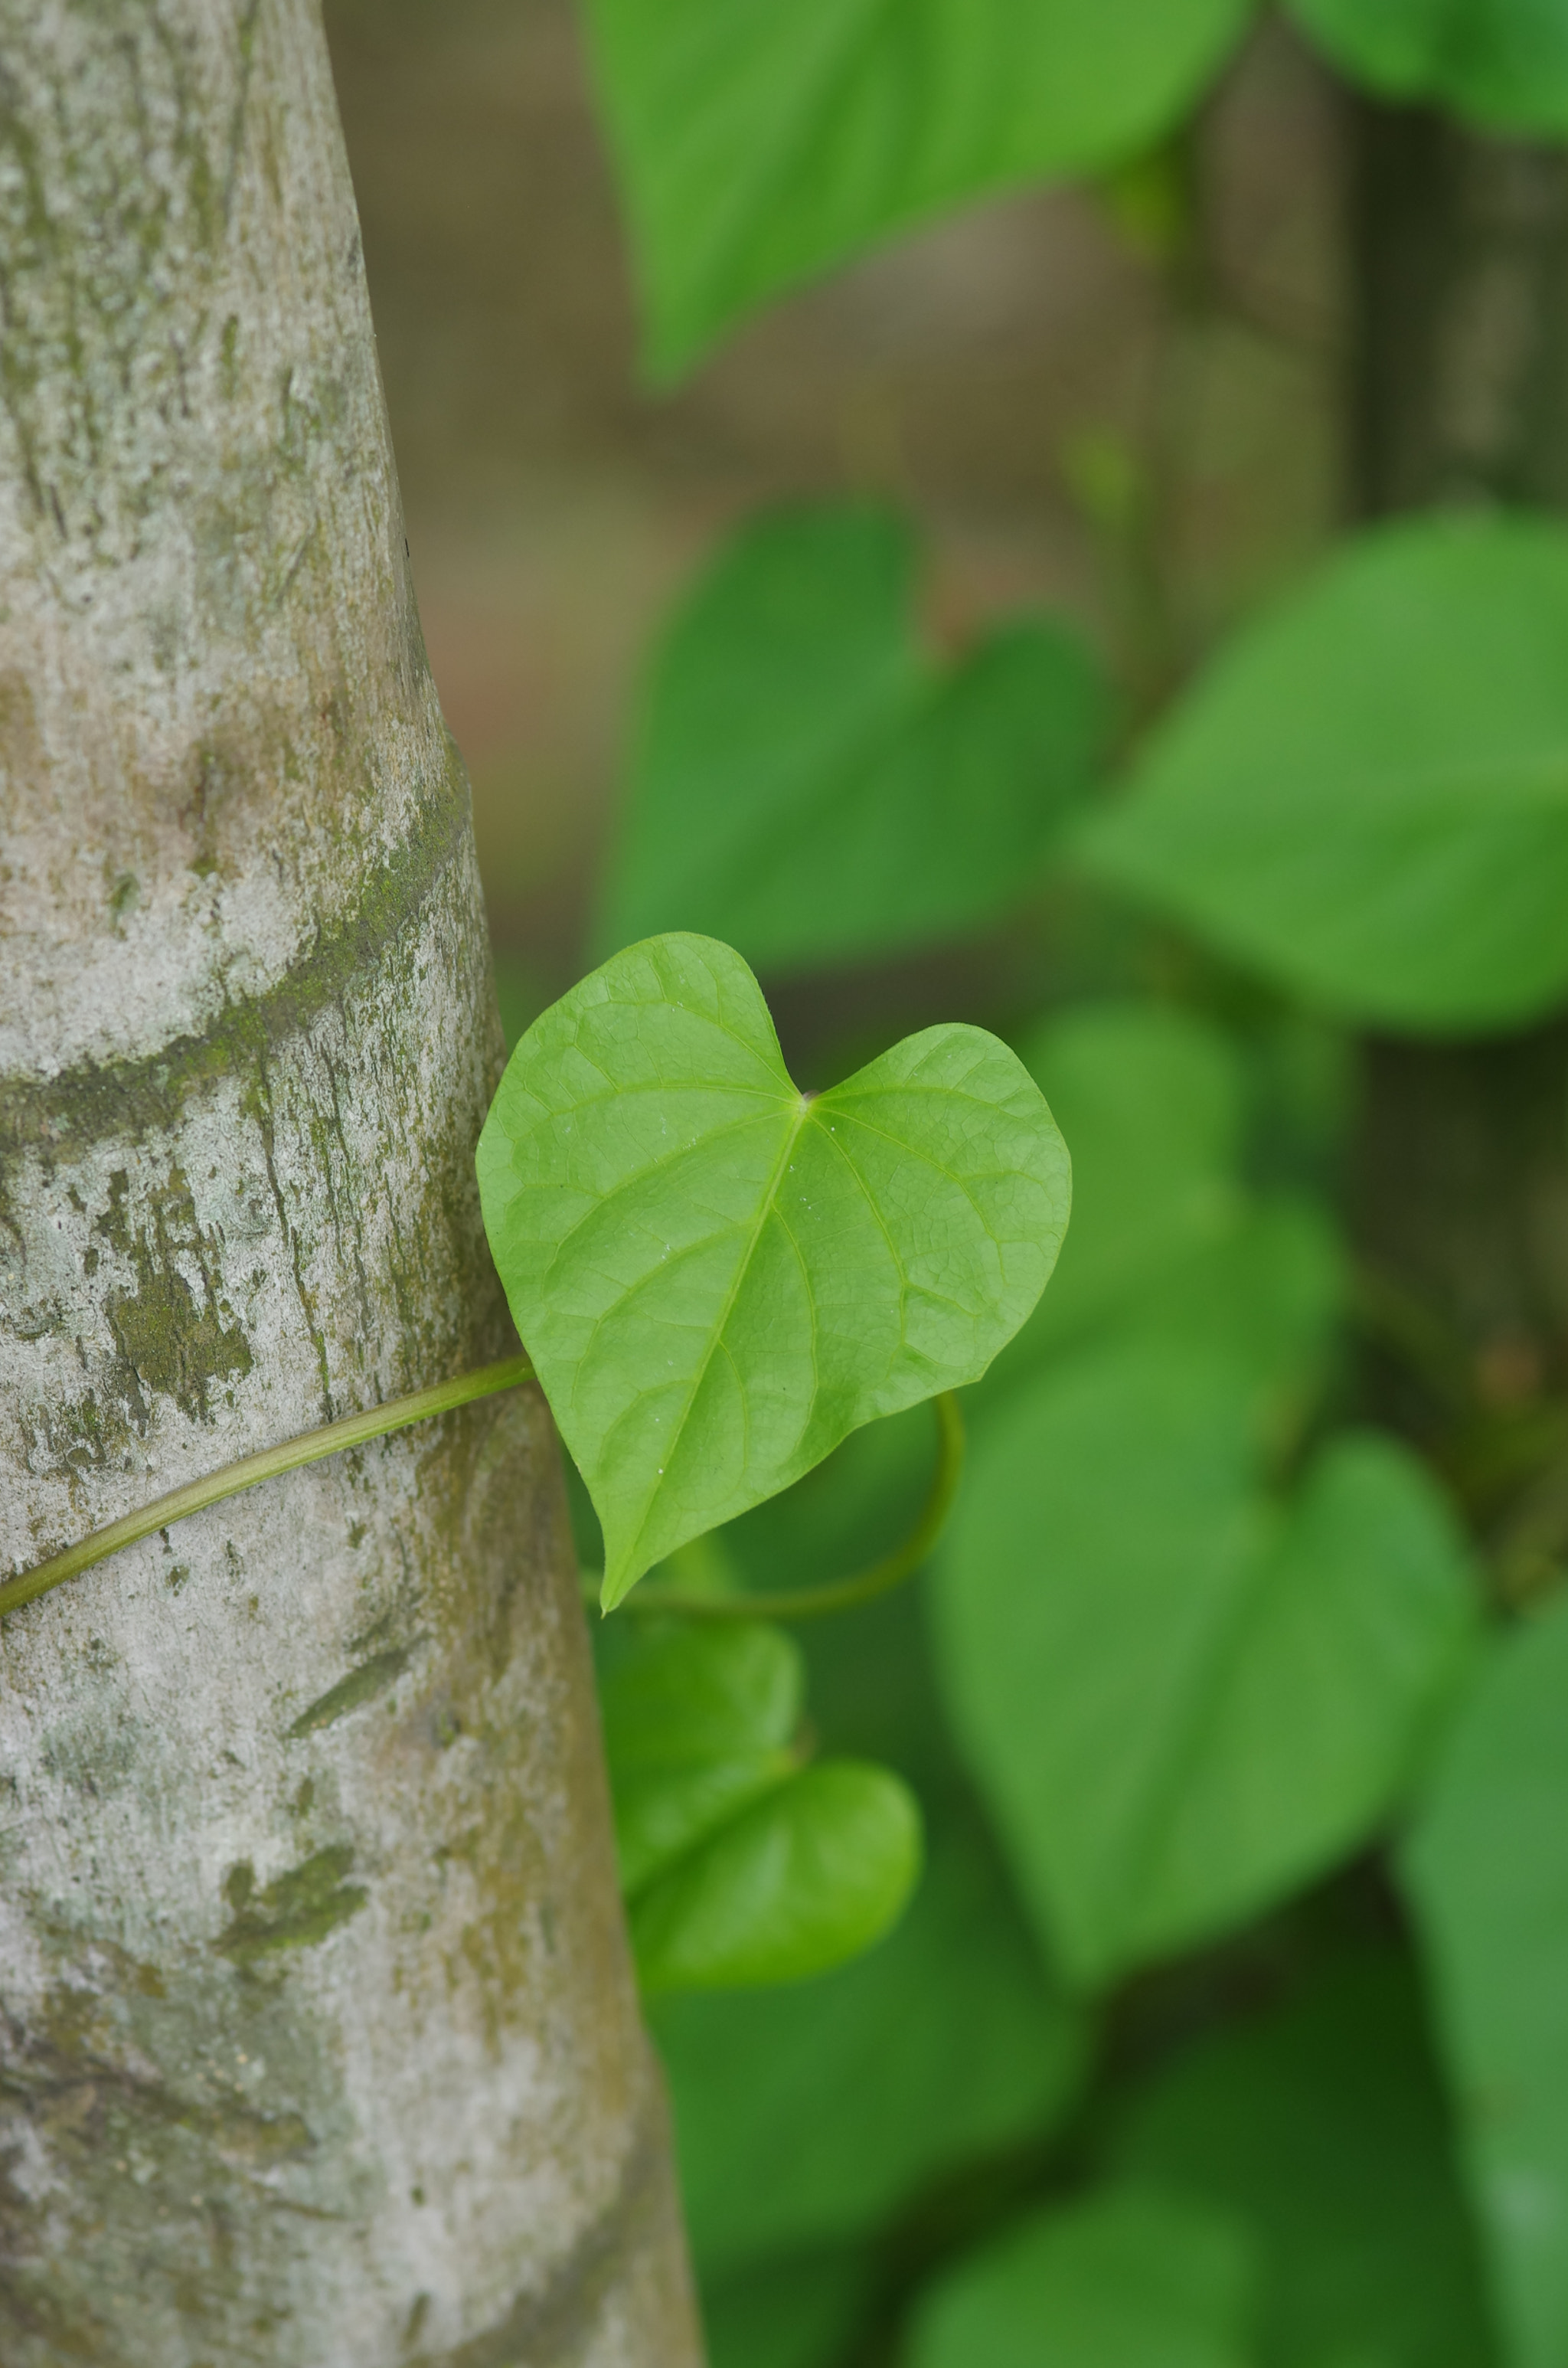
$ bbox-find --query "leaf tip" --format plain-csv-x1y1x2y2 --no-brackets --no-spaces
599,1553,646,1617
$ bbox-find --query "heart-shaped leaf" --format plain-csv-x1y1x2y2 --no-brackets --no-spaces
597,505,1106,976
581,0,1253,374
1078,515,1568,1032
907,2186,1259,2368
631,1758,921,1993
600,1622,805,1895
934,1343,1479,1985
476,934,1070,1607
600,1621,924,1992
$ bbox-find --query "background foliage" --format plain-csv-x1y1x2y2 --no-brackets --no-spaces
329,0,1568,2361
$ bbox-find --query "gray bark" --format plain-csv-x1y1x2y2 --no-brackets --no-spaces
0,4,701,2362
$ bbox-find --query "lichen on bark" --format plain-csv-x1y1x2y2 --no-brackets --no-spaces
0,5,701,2361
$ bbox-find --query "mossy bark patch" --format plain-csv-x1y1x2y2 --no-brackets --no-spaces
0,760,469,1158
215,1846,368,1964
107,1261,251,1421
101,1164,253,1423
288,1645,412,1736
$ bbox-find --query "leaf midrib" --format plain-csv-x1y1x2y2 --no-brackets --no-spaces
609,1089,812,1598
823,1094,1018,1258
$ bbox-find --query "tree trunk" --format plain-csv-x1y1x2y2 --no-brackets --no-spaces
1350,100,1568,517
0,5,701,2363
1347,98,1568,1470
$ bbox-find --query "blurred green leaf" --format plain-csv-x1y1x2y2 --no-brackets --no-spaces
652,1806,1089,2273
1128,1199,1342,1407
701,2250,874,2368
906,2185,1259,2368
981,1001,1342,1411
598,506,1106,974
632,1758,922,1992
600,1623,804,1895
476,934,1070,1607
1002,1000,1243,1352
603,508,918,955
599,1618,929,1994
935,1343,1480,1985
1080,515,1568,1033
1289,0,1568,134
602,1620,803,1768
1106,1948,1499,2368
1403,1595,1568,2368
581,0,1254,374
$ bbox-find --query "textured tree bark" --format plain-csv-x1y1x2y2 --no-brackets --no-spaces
0,5,701,2363
1346,98,1568,1453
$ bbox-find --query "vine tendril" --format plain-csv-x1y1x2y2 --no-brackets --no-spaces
3,1368,965,1634
0,1356,535,1624
602,1390,966,1624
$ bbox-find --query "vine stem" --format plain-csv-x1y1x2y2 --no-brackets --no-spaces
4,1370,965,1634
0,1356,535,1624
606,1391,966,1623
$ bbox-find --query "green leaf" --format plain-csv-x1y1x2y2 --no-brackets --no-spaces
581,0,1255,374
701,2252,873,2368
906,2185,1259,2368
1289,0,1568,135
476,933,1070,1608
599,1623,804,1895
598,505,1106,974
1008,1002,1244,1350
1126,1199,1343,1408
632,1759,921,1992
601,1621,803,1767
598,1619,927,1994
652,1806,1089,2273
604,508,918,957
934,1344,1480,1985
1079,515,1568,1033
1105,1948,1500,2368
1403,1595,1568,2368
978,1000,1341,1415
